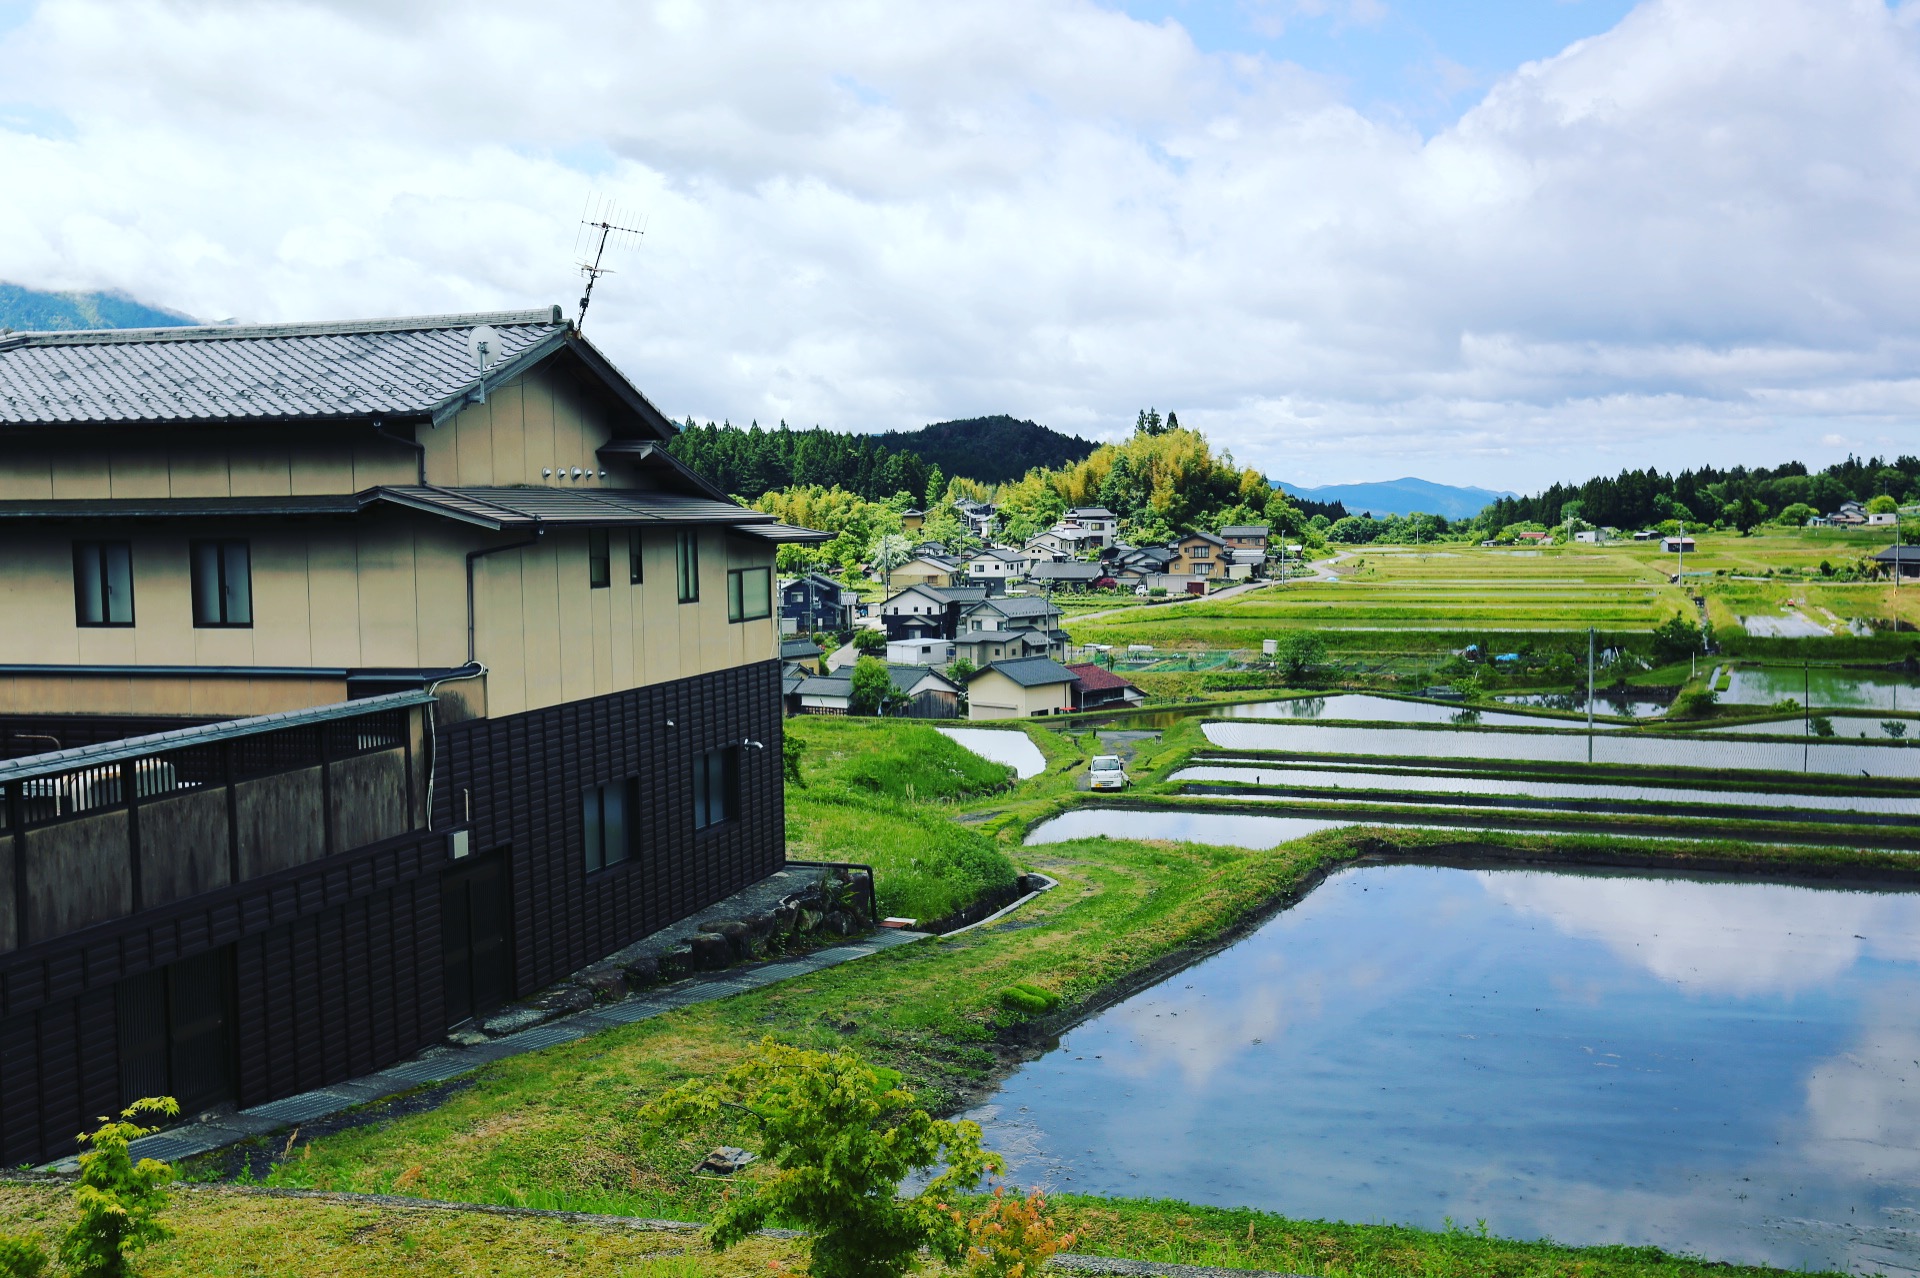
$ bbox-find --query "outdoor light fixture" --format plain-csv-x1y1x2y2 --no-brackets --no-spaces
744,739,765,749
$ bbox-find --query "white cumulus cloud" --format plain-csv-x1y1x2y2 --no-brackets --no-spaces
1,0,1916,488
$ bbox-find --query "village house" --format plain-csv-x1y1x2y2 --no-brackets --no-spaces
951,595,1067,668
1021,532,1069,562
786,664,960,719
964,657,1080,720
963,546,1028,595
780,572,856,635
1873,545,1920,579
1061,506,1118,547
0,307,825,1166
952,496,997,540
884,553,962,592
1219,524,1270,555
1169,529,1229,578
878,582,988,642
1026,560,1107,592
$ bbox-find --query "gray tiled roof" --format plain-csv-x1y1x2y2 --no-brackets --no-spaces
1028,561,1104,579
973,595,1059,618
0,309,566,426
971,656,1078,688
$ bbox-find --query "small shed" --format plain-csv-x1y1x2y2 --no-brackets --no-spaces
1660,536,1696,553
1066,663,1144,711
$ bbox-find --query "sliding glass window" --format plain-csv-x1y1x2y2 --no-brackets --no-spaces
73,541,135,627
727,566,771,622
189,540,252,628
675,530,700,603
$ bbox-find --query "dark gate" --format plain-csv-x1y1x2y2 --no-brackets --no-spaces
115,948,234,1114
441,852,513,1027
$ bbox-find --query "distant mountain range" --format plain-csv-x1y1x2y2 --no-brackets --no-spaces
874,414,1097,485
1277,476,1514,520
0,283,195,333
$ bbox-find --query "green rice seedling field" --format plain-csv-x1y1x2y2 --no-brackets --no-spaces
1068,530,1919,656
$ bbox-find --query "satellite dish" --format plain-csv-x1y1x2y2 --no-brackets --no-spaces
467,325,500,374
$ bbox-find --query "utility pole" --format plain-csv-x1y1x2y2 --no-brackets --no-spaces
1804,660,1811,774
1587,626,1596,764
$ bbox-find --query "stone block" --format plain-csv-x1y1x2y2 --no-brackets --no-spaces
621,953,661,987
690,932,732,969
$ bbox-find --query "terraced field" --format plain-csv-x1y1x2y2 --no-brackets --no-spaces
1067,528,1919,654
1070,544,1688,649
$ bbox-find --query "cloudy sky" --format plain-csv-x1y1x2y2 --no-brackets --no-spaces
2,0,1917,493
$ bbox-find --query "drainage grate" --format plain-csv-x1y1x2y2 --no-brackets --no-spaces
241,1091,353,1126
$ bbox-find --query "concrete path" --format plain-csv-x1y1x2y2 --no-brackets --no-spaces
81,927,929,1171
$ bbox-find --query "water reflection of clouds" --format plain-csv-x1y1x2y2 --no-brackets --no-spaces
1475,872,1920,997
1803,986,1920,1183
1102,962,1316,1087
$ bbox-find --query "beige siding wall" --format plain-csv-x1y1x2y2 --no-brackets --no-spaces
0,518,774,717
424,365,621,488
966,671,1072,721
0,433,414,500
0,518,470,674
475,527,777,719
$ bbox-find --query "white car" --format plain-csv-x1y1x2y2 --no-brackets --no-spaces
1088,755,1129,790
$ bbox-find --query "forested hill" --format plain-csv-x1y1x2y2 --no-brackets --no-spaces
0,283,194,332
873,415,1096,485
1481,455,1920,530
665,414,1097,500
667,421,936,502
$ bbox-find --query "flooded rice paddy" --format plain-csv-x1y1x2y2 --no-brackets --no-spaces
1723,667,1919,711
1170,763,1920,818
1202,721,1920,778
965,862,1920,1275
937,728,1046,778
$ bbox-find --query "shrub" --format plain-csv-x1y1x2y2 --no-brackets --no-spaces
1811,716,1836,737
641,1041,1000,1278
1649,613,1703,665
955,1187,1078,1278
853,628,888,655
0,1236,49,1278
850,656,896,715
1671,687,1718,719
997,983,1061,1015
1884,720,1910,740
1272,631,1326,683
783,734,806,788
61,1097,179,1278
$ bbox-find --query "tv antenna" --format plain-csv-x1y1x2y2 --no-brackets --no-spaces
574,194,646,330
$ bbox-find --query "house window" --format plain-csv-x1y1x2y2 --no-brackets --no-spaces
582,778,633,873
189,540,252,628
693,746,738,830
588,530,611,588
676,531,700,603
73,541,134,626
728,566,772,622
629,529,644,584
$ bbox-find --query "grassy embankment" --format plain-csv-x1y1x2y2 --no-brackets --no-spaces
31,713,1885,1277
